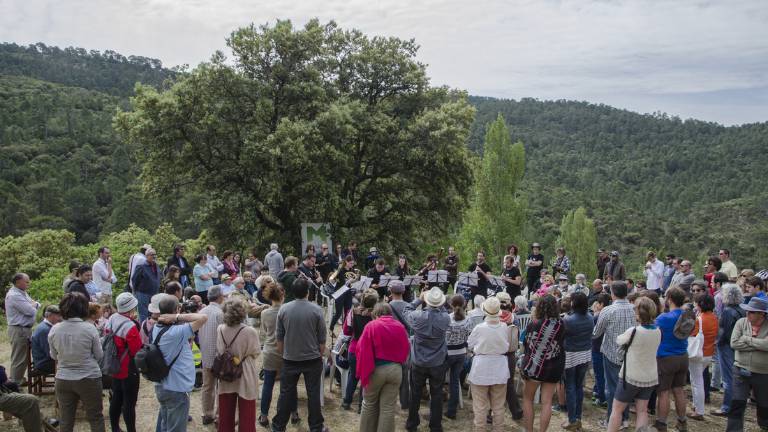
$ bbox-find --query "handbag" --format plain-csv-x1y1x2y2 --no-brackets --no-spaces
687,316,704,359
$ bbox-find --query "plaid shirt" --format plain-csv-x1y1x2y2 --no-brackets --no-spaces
198,302,223,368
593,299,636,364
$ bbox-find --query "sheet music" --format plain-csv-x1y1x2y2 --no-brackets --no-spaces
332,285,350,299
427,270,449,283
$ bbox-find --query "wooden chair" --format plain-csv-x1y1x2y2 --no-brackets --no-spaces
26,343,55,396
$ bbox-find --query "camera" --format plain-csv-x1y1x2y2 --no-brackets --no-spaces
180,300,199,313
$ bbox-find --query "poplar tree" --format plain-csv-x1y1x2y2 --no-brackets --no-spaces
556,207,598,281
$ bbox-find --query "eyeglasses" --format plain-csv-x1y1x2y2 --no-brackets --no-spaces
692,289,703,293
322,247,328,250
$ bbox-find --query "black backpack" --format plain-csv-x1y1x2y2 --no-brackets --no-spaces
134,325,182,382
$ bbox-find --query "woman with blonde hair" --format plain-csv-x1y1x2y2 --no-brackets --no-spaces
257,278,298,427
216,297,261,432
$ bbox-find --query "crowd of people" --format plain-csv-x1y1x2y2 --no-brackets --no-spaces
2,241,768,432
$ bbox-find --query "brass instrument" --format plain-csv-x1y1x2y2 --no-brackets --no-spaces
328,261,346,285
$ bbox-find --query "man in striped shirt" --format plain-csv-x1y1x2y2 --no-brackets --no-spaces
593,281,635,427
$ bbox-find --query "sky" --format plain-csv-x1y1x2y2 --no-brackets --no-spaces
1,0,767,125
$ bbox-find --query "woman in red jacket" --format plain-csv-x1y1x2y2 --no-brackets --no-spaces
107,293,143,432
356,302,410,432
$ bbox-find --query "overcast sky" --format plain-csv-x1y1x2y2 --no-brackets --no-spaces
2,0,767,125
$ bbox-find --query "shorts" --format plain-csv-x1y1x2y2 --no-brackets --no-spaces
657,354,689,391
614,380,655,403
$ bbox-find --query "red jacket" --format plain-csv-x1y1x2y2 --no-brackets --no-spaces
356,316,409,388
106,313,142,379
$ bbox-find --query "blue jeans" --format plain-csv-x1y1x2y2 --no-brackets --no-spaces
592,350,606,403
154,385,189,432
343,353,361,407
136,291,153,324
604,358,628,421
565,362,589,423
719,344,735,413
445,354,465,417
261,369,297,417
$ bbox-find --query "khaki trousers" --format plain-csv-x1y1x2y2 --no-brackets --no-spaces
470,383,507,432
0,391,42,432
359,363,402,432
8,325,31,384
201,367,217,417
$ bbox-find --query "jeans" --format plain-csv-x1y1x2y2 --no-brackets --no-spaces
591,350,606,403
565,362,589,423
154,385,190,432
711,346,722,389
689,356,710,415
506,352,523,418
272,358,324,432
604,358,628,421
360,363,402,432
136,291,154,324
719,344,735,412
343,353,362,407
261,369,297,417
110,372,140,432
727,369,768,431
407,363,447,432
399,363,410,409
445,354,465,417
330,291,352,331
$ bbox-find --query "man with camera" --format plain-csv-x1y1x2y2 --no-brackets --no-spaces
152,295,208,432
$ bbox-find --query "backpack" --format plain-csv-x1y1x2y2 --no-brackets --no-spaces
100,320,130,376
134,325,182,382
212,326,246,382
673,306,696,340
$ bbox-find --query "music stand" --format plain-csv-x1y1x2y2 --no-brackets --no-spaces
332,286,350,300
427,270,449,284
378,275,396,288
352,276,373,292
457,272,479,288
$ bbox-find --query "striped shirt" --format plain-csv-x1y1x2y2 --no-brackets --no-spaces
565,350,592,369
593,299,636,365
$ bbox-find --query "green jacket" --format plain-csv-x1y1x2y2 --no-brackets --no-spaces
277,270,298,303
731,316,768,374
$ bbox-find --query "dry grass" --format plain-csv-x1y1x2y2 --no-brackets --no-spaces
0,326,763,431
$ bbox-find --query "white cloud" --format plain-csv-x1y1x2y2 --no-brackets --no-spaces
1,0,766,124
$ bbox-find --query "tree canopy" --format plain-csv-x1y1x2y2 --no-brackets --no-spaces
115,20,475,255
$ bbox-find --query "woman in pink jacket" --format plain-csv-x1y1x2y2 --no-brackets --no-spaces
356,302,410,432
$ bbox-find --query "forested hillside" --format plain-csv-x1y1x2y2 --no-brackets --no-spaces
1,43,766,273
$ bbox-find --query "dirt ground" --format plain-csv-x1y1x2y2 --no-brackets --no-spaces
1,326,762,432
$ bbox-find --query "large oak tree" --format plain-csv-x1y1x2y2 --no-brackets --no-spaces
115,20,475,253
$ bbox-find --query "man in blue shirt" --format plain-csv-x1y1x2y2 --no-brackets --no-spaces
31,305,61,375
152,295,208,432
654,287,690,432
662,254,676,292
